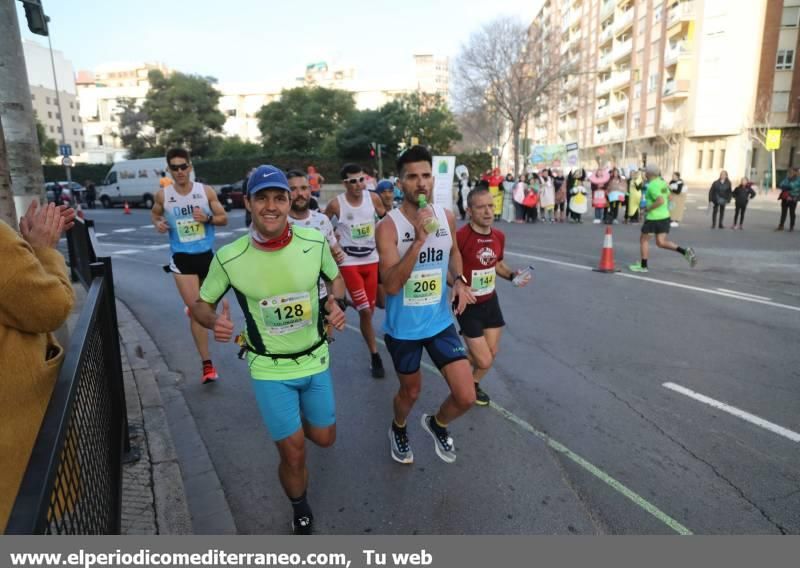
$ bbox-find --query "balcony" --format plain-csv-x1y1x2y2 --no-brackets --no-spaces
668,1,696,26
609,98,629,116
598,52,613,70
663,79,690,99
600,0,615,20
611,38,633,61
612,9,634,35
558,98,577,114
599,26,614,45
664,42,691,66
596,77,613,96
563,76,580,92
596,104,611,121
558,118,578,132
609,69,631,90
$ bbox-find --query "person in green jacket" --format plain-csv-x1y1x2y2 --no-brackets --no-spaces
776,167,800,231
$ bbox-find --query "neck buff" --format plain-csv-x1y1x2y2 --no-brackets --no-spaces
250,223,292,251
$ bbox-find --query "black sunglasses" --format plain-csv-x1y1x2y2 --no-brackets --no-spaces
169,163,190,171
344,176,365,185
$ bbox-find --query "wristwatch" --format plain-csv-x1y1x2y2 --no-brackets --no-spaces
207,214,213,224
455,274,468,286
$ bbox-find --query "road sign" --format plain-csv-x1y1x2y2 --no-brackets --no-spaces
766,129,781,151
59,144,72,157
62,156,73,167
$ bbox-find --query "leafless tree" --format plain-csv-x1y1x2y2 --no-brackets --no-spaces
453,16,575,177
452,105,512,160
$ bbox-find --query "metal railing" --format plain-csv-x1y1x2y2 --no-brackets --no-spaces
6,217,131,534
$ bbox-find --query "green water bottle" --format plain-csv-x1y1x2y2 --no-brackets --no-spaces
418,195,440,234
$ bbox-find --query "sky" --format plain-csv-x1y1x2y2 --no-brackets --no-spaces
17,0,544,88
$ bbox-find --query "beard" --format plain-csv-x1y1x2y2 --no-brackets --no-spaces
291,199,309,213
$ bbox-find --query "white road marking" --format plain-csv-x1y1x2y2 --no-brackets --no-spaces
113,228,137,233
618,272,800,313
696,206,707,210
140,224,154,228
94,232,107,237
663,382,800,443
148,244,171,250
113,249,140,255
505,251,594,271
234,227,249,232
716,288,772,301
216,231,233,237
504,250,800,313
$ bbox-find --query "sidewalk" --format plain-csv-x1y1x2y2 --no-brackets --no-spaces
116,299,236,535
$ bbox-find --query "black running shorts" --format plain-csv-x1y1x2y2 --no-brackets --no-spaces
166,250,214,281
641,218,671,235
456,293,506,338
384,324,467,375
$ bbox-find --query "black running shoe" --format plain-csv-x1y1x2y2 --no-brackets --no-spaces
474,383,490,406
292,515,313,535
370,352,385,379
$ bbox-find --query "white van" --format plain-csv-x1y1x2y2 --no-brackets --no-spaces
96,158,195,209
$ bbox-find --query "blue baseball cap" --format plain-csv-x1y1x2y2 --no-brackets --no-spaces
375,179,394,193
246,165,290,195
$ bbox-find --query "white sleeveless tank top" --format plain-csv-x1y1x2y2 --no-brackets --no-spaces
336,193,378,266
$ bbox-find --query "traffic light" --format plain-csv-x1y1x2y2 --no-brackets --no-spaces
369,142,376,158
20,0,49,36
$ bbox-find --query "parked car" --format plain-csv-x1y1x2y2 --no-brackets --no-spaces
44,181,83,205
218,180,245,209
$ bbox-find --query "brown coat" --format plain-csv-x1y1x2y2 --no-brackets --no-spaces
0,220,73,532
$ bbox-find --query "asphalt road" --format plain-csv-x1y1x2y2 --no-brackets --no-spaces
79,191,800,535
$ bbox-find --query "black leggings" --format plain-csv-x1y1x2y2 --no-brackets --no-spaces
733,204,748,226
779,199,797,229
712,203,726,227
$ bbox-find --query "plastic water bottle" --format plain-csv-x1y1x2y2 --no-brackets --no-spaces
418,195,440,234
512,266,534,287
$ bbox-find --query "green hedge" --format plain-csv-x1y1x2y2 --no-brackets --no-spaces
43,163,111,184
42,151,492,186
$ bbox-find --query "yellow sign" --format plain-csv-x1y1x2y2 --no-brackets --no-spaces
766,129,781,151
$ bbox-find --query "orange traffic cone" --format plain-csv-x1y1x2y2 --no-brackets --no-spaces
593,225,620,273
123,201,131,215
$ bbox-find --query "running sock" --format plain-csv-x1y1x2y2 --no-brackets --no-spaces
640,259,648,268
675,247,686,255
392,419,406,431
202,359,213,368
432,415,448,433
290,492,313,520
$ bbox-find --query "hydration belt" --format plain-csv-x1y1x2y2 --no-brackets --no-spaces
236,335,327,365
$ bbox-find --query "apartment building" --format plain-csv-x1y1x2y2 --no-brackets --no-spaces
76,63,170,163
22,40,85,162
526,0,798,185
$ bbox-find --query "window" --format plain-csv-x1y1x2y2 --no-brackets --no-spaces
781,6,800,27
646,107,656,125
634,83,642,99
47,111,52,119
31,93,35,100
697,150,704,169
772,90,790,112
719,149,726,169
49,125,54,133
69,102,74,109
654,4,662,22
638,17,646,34
633,112,641,129
57,126,62,133
777,49,794,70
648,73,659,92
708,149,715,169
73,128,77,135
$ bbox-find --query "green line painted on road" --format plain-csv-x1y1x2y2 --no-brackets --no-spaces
345,324,693,535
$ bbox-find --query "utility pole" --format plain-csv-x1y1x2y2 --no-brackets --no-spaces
0,117,18,228
45,19,73,189
0,0,45,220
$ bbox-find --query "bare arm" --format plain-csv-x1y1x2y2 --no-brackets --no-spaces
496,260,516,281
205,185,228,226
445,209,475,313
151,189,168,232
324,197,340,221
376,216,425,295
371,192,386,218
191,298,219,330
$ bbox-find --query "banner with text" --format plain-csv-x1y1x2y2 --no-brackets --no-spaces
432,156,456,210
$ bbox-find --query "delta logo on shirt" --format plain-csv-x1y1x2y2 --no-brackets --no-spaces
172,204,198,216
